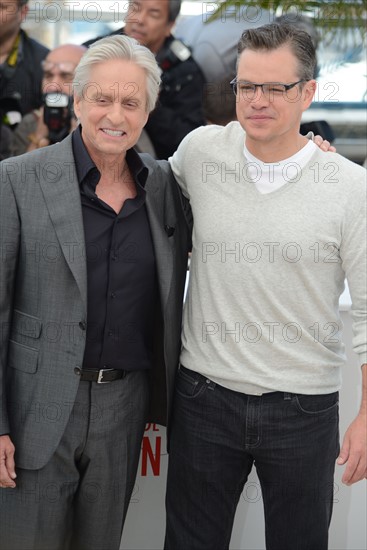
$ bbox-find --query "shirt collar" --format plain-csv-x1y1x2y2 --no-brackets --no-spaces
72,125,149,190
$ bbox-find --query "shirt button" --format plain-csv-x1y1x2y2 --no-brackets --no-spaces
74,367,81,376
79,321,86,330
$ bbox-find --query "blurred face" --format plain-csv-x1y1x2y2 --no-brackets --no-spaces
73,59,149,164
124,0,174,54
42,46,85,96
235,45,316,158
0,0,27,44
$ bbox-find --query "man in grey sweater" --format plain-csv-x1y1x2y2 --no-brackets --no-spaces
165,23,366,550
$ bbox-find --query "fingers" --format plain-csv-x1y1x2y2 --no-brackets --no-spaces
337,431,350,464
317,138,331,152
313,135,336,153
0,461,16,488
313,135,324,146
38,137,50,149
0,436,16,488
337,454,347,466
337,431,367,485
341,455,366,485
319,141,336,153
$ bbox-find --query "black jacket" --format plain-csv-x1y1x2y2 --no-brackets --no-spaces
84,30,206,159
0,30,49,117
145,35,206,159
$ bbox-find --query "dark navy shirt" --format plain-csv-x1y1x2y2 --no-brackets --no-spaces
72,127,158,371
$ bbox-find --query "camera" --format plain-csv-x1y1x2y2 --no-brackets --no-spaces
0,95,22,128
43,92,73,144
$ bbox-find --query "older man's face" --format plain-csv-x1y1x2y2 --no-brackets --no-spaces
73,58,149,163
42,46,85,97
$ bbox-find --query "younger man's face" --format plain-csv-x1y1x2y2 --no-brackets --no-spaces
235,45,316,155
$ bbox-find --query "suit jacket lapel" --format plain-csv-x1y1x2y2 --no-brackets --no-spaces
37,139,174,317
38,136,87,313
145,176,173,315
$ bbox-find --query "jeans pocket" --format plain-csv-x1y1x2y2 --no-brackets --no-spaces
295,392,339,415
175,366,208,399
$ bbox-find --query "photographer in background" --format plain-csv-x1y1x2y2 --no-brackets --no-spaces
0,0,48,124
9,43,86,156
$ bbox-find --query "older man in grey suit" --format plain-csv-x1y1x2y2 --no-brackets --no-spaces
0,35,191,550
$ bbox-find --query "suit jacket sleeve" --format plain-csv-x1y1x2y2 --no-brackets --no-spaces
0,160,20,434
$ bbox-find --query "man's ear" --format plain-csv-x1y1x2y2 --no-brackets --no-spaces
73,92,81,119
143,109,149,126
20,4,29,22
303,79,317,111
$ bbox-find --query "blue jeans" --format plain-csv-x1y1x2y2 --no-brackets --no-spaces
165,366,340,550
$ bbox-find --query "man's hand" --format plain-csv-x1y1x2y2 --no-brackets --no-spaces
313,134,336,153
27,107,50,152
337,412,367,485
0,435,16,488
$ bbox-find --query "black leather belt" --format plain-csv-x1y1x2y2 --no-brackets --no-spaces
75,367,127,384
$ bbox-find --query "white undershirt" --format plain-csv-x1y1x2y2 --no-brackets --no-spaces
243,140,318,194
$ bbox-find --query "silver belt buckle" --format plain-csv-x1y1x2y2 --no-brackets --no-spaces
97,368,111,384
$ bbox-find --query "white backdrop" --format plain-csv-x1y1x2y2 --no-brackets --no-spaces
121,301,366,550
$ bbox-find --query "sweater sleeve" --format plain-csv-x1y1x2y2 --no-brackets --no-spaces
168,129,196,200
0,163,20,434
340,184,367,365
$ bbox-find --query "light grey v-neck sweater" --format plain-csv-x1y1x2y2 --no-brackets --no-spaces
170,122,367,395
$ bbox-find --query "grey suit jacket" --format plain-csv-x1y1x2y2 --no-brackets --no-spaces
0,134,191,470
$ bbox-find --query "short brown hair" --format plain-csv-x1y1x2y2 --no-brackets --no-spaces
237,23,316,82
203,75,236,125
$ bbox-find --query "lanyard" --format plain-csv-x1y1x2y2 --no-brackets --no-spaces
6,32,21,67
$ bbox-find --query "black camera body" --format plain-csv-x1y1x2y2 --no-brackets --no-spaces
158,39,191,71
43,93,73,144
0,94,22,128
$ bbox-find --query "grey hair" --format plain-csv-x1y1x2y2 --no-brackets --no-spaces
237,23,316,82
73,35,161,113
169,0,182,22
